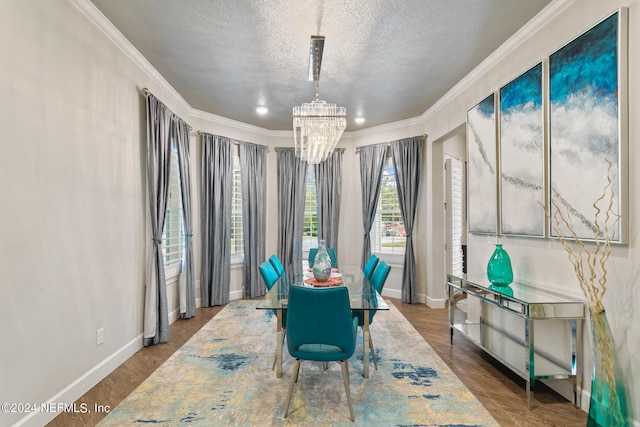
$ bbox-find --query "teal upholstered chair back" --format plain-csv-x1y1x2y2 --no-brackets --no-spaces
308,247,338,267
354,261,391,326
370,261,391,295
259,260,279,291
268,254,285,278
259,259,286,328
286,286,357,362
363,254,380,279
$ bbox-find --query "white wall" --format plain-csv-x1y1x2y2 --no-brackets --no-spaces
418,0,640,421
1,0,638,426
0,1,169,425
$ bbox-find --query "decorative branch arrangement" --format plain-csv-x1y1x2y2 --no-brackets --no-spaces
549,155,619,312
546,156,626,426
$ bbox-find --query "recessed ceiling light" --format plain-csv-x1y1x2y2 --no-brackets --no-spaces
256,106,268,115
354,117,365,125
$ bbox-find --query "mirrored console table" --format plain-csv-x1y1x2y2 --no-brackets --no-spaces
446,274,585,409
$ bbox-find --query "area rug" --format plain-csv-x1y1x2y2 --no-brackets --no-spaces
98,300,499,426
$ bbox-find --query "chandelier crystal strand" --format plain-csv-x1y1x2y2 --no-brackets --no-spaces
293,101,346,164
293,35,346,164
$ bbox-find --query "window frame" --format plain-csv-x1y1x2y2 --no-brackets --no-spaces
302,168,318,253
162,141,185,280
371,152,406,260
230,149,244,264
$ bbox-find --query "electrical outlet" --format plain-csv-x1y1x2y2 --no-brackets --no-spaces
96,328,104,346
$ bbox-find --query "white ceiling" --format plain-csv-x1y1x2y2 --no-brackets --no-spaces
88,0,553,131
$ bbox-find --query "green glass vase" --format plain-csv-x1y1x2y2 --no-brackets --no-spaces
312,240,332,282
587,308,628,427
486,244,513,286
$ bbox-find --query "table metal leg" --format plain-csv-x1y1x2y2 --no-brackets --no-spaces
363,310,370,378
276,307,283,378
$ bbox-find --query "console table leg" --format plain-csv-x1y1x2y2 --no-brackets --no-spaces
575,318,583,408
526,318,535,410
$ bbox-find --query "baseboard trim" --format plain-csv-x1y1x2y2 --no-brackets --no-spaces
13,334,142,427
381,288,401,300
426,296,446,309
381,290,434,306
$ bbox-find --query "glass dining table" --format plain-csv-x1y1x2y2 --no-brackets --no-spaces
256,263,389,379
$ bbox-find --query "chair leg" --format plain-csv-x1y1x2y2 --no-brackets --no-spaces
293,358,300,383
284,359,301,418
340,360,355,422
369,333,378,370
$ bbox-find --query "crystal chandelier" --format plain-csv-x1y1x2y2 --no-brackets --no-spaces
293,36,346,164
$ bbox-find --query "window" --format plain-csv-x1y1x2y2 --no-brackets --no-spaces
230,152,244,257
446,157,464,276
371,154,406,255
162,142,184,274
303,169,318,252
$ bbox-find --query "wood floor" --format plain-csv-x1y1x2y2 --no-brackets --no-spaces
48,298,587,427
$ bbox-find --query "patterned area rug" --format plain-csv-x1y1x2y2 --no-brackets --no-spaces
98,300,499,426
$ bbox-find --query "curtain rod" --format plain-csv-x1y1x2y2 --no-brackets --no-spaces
141,87,193,131
354,134,427,153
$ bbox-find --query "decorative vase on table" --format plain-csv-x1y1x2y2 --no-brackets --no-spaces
312,240,332,282
587,308,628,427
486,244,513,286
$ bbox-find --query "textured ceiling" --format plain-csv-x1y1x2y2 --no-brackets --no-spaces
89,0,553,131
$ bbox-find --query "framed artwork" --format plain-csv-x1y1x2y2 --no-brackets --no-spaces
499,62,545,237
549,9,628,242
467,93,497,234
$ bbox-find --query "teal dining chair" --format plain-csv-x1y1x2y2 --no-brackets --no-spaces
259,260,279,290
259,260,286,369
363,254,379,279
308,247,338,267
268,254,285,278
284,285,358,422
352,261,391,370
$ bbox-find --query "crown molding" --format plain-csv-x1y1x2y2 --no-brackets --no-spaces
422,0,576,122
189,108,291,138
69,0,576,139
350,115,425,138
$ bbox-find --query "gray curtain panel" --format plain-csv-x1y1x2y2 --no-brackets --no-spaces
314,149,342,257
200,133,233,306
174,117,196,318
391,136,424,304
143,93,172,346
239,141,267,298
358,143,388,268
277,148,308,278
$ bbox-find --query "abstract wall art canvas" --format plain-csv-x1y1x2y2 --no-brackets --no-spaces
549,9,627,242
499,63,544,237
467,93,497,234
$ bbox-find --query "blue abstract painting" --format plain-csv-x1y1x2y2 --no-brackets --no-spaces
500,63,544,236
549,10,625,241
467,94,497,234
